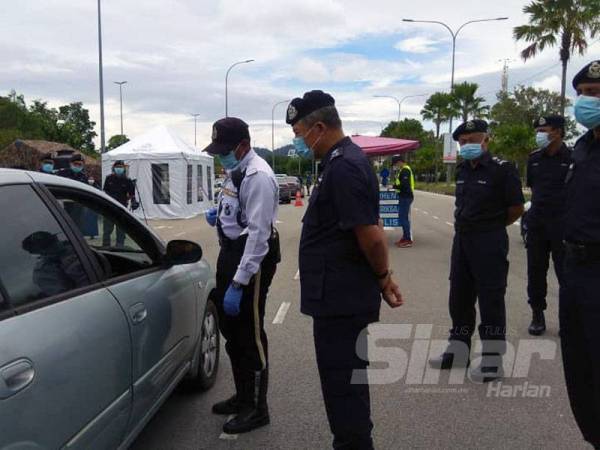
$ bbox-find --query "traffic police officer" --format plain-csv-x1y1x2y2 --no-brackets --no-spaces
102,160,135,247
286,90,403,449
525,115,571,335
203,117,280,435
391,155,415,248
39,153,55,174
560,60,600,449
429,119,524,383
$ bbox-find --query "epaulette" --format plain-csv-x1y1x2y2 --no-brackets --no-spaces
529,149,542,156
492,157,508,166
330,148,344,160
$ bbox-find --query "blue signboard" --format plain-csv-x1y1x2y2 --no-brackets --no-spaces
380,205,400,214
382,218,401,227
379,190,400,227
379,191,399,201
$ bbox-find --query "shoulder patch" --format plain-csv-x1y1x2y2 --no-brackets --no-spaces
492,156,508,166
330,148,344,160
529,149,542,156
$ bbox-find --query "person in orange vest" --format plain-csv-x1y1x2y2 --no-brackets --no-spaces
392,155,414,248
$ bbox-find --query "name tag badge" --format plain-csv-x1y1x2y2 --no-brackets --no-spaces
477,180,488,185
532,163,539,167
456,180,465,185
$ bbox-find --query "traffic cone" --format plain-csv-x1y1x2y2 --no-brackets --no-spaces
294,190,304,207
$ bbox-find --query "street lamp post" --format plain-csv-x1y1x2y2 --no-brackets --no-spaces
97,0,106,153
225,59,254,117
191,113,201,147
271,99,290,172
114,81,127,136
373,93,428,123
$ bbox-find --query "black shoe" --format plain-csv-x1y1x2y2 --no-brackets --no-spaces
528,310,546,336
470,358,504,383
429,352,470,370
212,395,239,415
222,406,270,434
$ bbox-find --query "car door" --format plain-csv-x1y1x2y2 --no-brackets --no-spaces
45,185,198,435
0,183,132,450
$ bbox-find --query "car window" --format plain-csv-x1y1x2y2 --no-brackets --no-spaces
0,185,91,308
50,189,159,279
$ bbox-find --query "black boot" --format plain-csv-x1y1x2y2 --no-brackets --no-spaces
223,369,270,434
429,343,471,370
212,362,242,415
528,310,546,336
470,355,504,383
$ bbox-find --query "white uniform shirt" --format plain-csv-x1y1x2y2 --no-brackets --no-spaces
217,149,279,285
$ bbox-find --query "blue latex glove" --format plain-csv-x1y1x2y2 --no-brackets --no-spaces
224,283,243,316
205,207,218,227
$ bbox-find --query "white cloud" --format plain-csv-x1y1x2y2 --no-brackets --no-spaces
395,37,441,54
532,75,563,91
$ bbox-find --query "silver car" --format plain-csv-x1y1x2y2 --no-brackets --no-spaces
0,169,220,449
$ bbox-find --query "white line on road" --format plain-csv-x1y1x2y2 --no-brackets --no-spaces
422,211,429,215
273,302,291,324
174,231,186,237
294,269,300,280
445,222,453,227
433,216,440,220
276,220,283,224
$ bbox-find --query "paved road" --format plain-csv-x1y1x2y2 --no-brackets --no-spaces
131,190,585,450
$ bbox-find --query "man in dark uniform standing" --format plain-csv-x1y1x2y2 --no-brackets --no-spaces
525,116,571,335
560,60,600,450
286,90,403,449
103,160,135,247
203,117,280,435
429,119,524,383
57,154,88,184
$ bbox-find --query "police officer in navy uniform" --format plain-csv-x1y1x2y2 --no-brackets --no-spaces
560,60,600,449
429,119,524,383
57,154,88,184
103,160,135,247
39,153,55,174
203,117,280,435
286,91,403,449
525,115,571,335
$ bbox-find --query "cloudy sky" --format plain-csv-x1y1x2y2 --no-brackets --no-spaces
2,0,599,150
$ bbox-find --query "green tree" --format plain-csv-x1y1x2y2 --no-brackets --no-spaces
108,134,130,150
421,92,455,139
450,82,489,122
514,0,600,115
381,118,434,144
489,123,537,176
57,102,97,155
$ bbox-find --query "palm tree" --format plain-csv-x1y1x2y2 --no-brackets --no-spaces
450,82,489,122
514,0,600,115
421,93,455,139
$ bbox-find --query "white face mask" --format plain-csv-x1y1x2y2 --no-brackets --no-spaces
535,132,551,149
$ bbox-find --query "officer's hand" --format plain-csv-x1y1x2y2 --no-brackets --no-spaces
382,278,403,308
224,283,243,316
205,207,218,227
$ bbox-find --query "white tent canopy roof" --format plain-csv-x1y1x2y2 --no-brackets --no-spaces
104,125,211,161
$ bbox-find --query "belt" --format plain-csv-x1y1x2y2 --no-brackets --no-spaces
565,241,600,264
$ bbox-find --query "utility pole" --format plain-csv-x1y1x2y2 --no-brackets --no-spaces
114,81,127,136
191,113,201,147
97,0,106,153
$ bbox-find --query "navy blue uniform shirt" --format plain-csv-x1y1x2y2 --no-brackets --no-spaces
526,143,572,229
299,137,381,318
57,168,89,185
455,151,524,233
103,174,135,206
565,130,600,243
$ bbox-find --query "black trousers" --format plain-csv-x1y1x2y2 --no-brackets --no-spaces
560,256,600,447
313,313,377,450
213,242,277,402
526,226,565,311
448,229,508,355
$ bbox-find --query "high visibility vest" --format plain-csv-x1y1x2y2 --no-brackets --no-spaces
394,165,415,192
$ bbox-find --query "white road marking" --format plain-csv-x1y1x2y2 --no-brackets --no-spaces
219,416,238,440
294,269,300,280
445,222,454,227
273,302,291,324
422,211,429,215
174,231,186,237
155,226,167,230
276,220,283,224
433,216,440,220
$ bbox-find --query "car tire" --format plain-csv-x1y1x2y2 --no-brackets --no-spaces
187,299,220,391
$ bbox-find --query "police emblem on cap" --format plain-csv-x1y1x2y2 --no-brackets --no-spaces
211,125,218,141
539,117,546,126
588,61,600,79
287,104,298,122
465,121,475,131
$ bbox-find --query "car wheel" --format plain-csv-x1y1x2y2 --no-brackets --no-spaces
188,299,220,390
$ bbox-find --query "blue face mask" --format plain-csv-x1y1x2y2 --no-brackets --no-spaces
536,132,551,149
218,151,239,170
114,167,125,176
42,163,54,173
574,95,600,130
459,143,484,160
292,136,312,157
71,165,83,173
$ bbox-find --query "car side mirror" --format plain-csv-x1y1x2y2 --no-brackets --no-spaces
164,240,203,266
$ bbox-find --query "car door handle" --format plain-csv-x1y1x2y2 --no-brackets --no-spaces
130,302,148,324
0,359,35,399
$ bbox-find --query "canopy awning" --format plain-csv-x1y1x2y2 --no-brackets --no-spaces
350,135,420,157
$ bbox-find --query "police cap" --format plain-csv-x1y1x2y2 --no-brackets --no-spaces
452,119,488,141
70,154,84,162
533,115,565,129
572,60,600,89
41,152,53,161
286,90,335,126
113,160,125,166
203,117,250,155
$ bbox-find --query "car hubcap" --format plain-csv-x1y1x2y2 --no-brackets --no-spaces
201,312,217,377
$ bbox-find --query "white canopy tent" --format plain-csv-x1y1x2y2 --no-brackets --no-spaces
102,126,214,220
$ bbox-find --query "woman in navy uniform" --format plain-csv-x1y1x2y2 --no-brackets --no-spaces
429,119,524,383
286,90,403,449
561,60,600,449
525,116,571,335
